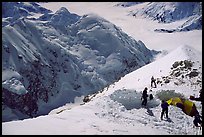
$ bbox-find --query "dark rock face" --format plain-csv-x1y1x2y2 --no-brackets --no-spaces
2,88,38,118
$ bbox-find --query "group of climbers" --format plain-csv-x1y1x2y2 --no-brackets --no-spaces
140,76,202,128
141,76,156,106
160,90,202,128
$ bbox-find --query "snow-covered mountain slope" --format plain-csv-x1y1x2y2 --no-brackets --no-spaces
2,2,52,27
39,2,202,53
2,45,202,135
102,45,202,94
120,2,202,32
2,4,156,122
154,14,202,33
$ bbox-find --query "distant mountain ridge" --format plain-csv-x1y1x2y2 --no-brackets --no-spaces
2,2,52,26
117,2,202,32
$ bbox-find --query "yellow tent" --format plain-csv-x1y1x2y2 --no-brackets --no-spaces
183,100,198,116
166,97,183,106
166,97,197,117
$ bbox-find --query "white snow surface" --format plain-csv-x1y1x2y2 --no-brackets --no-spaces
2,2,202,135
2,45,202,135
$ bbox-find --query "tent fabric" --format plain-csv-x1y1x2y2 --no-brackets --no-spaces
183,100,194,116
166,97,182,105
166,97,197,117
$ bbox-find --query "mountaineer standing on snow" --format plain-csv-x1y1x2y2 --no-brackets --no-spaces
141,87,148,106
161,100,169,120
151,76,157,88
190,89,202,128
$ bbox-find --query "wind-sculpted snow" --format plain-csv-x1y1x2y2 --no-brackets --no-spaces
41,7,80,30
2,4,155,122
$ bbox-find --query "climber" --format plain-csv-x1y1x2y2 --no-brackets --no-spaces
141,87,148,106
151,76,157,88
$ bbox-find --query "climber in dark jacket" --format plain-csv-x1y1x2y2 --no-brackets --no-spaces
193,112,202,127
190,89,203,116
141,87,148,106
151,76,157,88
161,100,169,120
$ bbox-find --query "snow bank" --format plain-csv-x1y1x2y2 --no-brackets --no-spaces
110,89,160,110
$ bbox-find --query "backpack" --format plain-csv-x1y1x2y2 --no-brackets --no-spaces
149,94,153,100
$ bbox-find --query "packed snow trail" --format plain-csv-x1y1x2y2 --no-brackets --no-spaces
3,88,202,135
87,88,202,135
